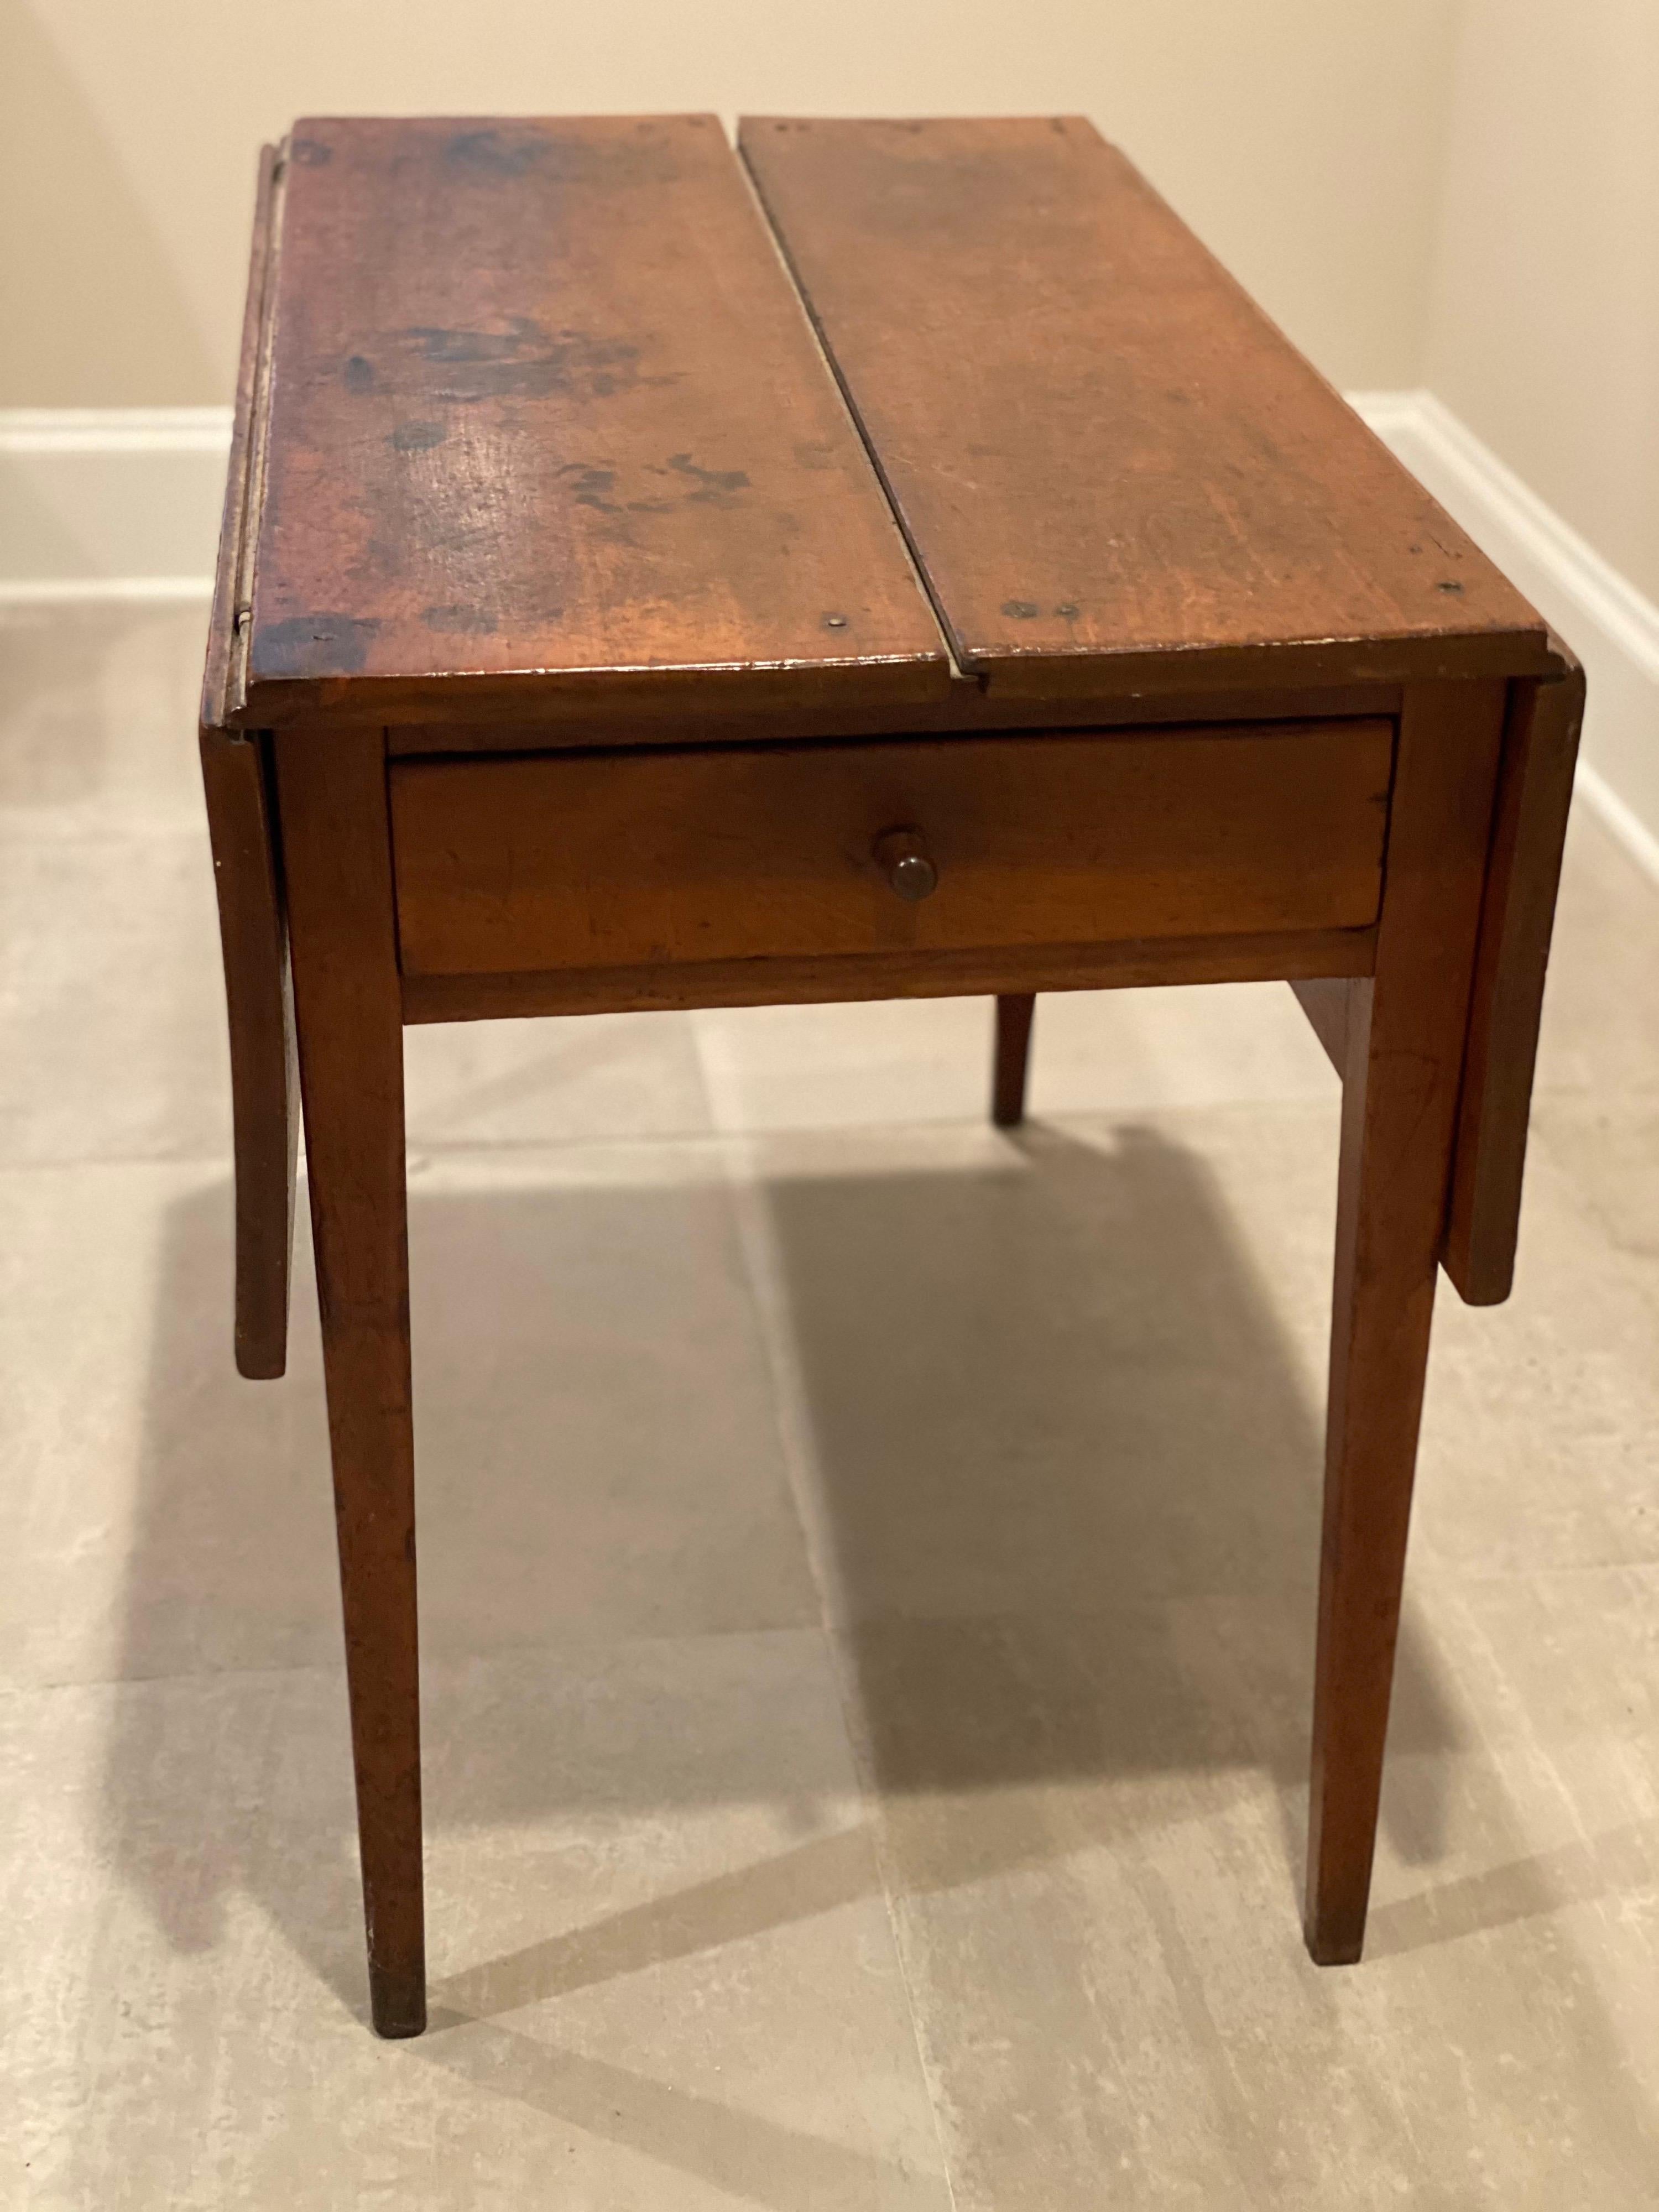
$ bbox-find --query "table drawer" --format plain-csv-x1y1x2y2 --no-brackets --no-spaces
389,721,1392,979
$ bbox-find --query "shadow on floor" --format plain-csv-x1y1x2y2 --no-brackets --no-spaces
764,1120,1463,1878
101,1113,1655,2195
109,1120,1462,1965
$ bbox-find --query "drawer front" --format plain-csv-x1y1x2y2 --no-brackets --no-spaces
390,721,1391,979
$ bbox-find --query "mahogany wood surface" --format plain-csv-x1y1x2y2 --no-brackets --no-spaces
275,724,425,2037
380,682,1408,754
1442,654,1585,1304
400,925,1377,1025
199,730,296,1378
201,143,279,734
740,117,1558,702
1290,655,1584,1309
1306,680,1506,1963
992,994,1036,1127
195,113,1589,2033
390,721,1392,979
234,116,948,731
199,142,295,1378
1289,976,1352,1079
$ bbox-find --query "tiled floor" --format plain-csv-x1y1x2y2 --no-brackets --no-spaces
3,601,1657,2207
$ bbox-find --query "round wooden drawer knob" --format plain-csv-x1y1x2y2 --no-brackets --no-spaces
874,827,939,902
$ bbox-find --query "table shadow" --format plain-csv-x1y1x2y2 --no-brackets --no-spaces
95,1109,1656,2197
759,1120,1461,1884
103,1124,1482,1972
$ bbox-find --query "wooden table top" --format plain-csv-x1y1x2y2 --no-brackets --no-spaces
211,114,1557,735
742,117,1551,701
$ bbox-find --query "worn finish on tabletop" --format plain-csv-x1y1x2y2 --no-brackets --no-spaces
201,143,280,735
740,117,1557,700
238,115,948,729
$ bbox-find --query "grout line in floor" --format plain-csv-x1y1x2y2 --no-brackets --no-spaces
0,1620,851,1705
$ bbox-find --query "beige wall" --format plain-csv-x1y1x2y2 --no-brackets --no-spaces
1423,0,1659,603
2,0,1459,408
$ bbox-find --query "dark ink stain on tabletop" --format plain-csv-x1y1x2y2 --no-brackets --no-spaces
558,463,623,513
1002,599,1041,619
289,137,333,168
443,126,683,188
404,320,546,366
343,356,377,394
254,614,382,679
389,421,448,453
446,128,546,178
665,453,752,506
397,320,650,404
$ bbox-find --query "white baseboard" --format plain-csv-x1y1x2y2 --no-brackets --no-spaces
3,397,1656,879
1350,388,1659,882
0,408,229,601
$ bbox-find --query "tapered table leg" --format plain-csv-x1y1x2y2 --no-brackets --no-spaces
276,724,425,2037
1305,682,1505,1965
992,992,1036,1127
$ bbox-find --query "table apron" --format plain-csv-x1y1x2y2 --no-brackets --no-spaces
398,926,1373,1022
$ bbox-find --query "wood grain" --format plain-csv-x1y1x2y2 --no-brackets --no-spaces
1292,660,1585,1308
1442,654,1585,1305
390,721,1392,979
201,143,281,734
992,994,1036,1127
1305,680,1505,1966
1288,976,1351,1078
276,723,425,2038
199,143,295,1378
236,115,948,730
741,117,1558,702
382,681,1406,754
199,729,296,1377
401,925,1376,1024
